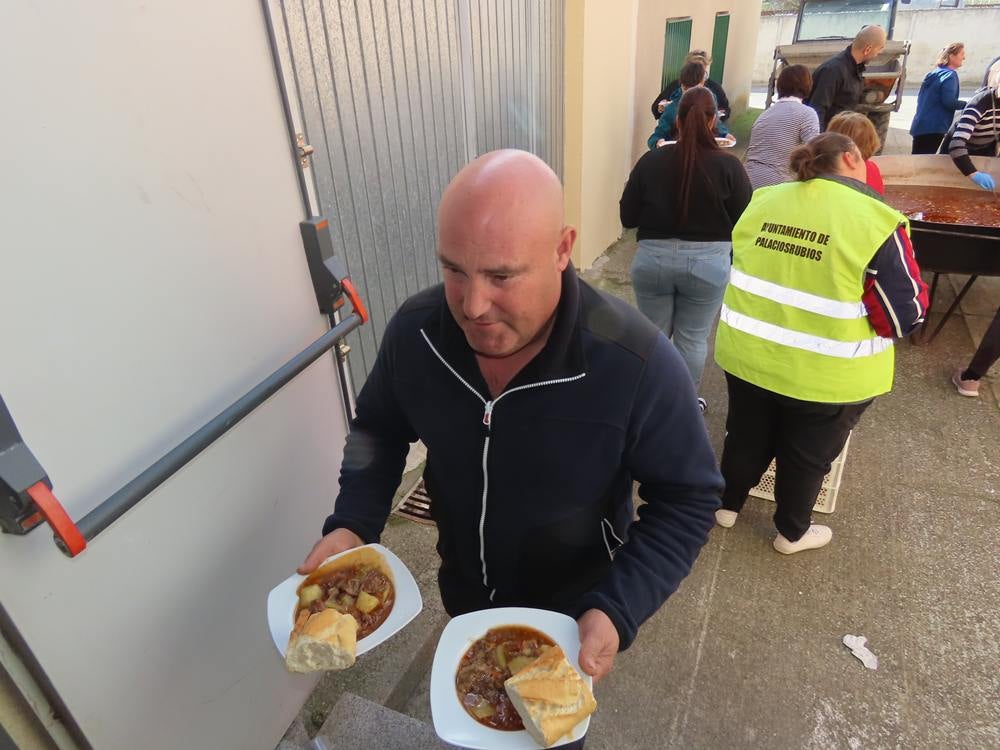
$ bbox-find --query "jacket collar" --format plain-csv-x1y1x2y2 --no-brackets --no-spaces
841,45,866,75
431,263,587,394
816,173,884,202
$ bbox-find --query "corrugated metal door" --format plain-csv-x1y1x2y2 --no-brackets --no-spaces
266,0,564,385
661,17,692,90
710,12,730,87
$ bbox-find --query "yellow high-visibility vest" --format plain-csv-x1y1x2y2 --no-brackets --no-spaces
715,177,907,403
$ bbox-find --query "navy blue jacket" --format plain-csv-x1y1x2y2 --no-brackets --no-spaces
323,268,722,649
910,66,965,137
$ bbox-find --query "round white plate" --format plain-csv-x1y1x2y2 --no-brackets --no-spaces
430,607,593,749
266,543,422,660
657,136,735,148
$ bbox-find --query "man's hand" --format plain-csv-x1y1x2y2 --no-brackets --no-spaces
577,608,619,683
298,528,364,574
657,100,667,114
656,138,668,148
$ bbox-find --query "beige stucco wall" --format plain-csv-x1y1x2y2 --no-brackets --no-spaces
564,0,638,269
564,0,763,268
630,0,763,166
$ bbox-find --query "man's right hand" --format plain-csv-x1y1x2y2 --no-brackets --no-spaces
971,172,995,191
298,528,365,574
657,100,667,114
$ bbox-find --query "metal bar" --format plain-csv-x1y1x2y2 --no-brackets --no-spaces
912,227,1000,242
925,275,979,344
57,313,364,555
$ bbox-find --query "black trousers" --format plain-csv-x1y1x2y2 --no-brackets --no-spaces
911,133,945,154
719,373,872,541
966,305,1000,380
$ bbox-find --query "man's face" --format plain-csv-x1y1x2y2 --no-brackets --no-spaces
439,225,574,359
862,40,885,63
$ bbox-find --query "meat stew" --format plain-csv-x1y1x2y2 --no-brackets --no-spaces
455,625,556,731
295,563,394,639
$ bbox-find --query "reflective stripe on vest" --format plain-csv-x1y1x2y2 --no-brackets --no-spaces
719,305,893,359
715,177,906,403
729,268,867,320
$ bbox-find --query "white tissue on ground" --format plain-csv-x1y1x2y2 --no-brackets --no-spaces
842,634,878,670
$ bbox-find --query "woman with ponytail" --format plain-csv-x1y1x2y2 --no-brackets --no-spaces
621,87,752,411
713,133,928,555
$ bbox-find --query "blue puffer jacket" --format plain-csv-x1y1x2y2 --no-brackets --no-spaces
910,66,966,136
323,267,722,649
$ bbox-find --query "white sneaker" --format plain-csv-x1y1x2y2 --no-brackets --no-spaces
715,509,738,528
773,524,832,554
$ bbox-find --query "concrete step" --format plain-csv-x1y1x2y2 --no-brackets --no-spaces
312,693,454,750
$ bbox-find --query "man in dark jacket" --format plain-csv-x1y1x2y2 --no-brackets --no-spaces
806,25,886,130
299,150,722,683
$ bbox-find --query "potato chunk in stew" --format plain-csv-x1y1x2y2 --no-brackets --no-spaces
454,626,556,731
294,563,394,640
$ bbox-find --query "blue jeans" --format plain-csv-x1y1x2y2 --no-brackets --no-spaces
630,239,731,388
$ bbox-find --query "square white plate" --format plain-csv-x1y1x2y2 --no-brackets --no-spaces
266,543,422,660
430,607,593,749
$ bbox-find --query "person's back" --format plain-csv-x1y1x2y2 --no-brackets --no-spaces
714,133,927,555
744,65,819,190
623,146,748,240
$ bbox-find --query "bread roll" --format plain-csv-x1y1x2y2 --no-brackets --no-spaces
285,609,358,673
504,645,597,747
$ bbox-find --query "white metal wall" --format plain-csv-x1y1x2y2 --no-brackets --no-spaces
269,0,564,382
0,3,350,748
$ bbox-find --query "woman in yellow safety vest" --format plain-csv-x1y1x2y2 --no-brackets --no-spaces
713,133,929,555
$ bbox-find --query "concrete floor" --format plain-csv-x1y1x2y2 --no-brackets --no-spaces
285,121,999,750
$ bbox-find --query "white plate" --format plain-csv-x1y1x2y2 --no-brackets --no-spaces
657,137,736,148
266,543,422,661
430,607,593,749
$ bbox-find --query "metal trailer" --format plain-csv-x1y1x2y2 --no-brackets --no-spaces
765,0,912,150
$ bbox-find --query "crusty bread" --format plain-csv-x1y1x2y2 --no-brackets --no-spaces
504,645,597,747
285,609,358,673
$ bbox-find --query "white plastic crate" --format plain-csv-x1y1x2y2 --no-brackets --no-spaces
748,433,851,514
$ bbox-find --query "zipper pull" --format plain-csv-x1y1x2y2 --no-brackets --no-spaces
483,400,494,427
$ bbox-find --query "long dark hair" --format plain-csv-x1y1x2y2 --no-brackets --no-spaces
675,86,719,225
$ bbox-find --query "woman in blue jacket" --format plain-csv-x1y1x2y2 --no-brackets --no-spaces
910,42,966,154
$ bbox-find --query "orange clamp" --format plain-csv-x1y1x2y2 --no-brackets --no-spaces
341,278,369,325
25,482,86,557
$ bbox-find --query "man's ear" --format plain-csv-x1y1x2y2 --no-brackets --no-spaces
556,226,576,270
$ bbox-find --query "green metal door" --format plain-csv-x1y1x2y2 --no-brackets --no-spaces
662,18,693,90
710,12,730,85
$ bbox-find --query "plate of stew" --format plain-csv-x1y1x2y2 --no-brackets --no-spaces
266,544,422,660
430,607,592,749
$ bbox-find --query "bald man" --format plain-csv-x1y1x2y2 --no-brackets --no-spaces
806,25,887,130
300,150,722,688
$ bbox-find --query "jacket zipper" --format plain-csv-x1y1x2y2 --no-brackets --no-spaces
420,329,586,599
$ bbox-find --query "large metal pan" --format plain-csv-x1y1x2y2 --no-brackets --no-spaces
873,154,1000,342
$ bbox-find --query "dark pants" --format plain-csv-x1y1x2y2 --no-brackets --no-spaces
965,305,1000,380
719,373,872,541
911,133,945,154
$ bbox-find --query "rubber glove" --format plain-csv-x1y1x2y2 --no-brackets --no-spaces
971,172,995,191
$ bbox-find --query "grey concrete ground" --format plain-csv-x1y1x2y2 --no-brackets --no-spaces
282,123,999,749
